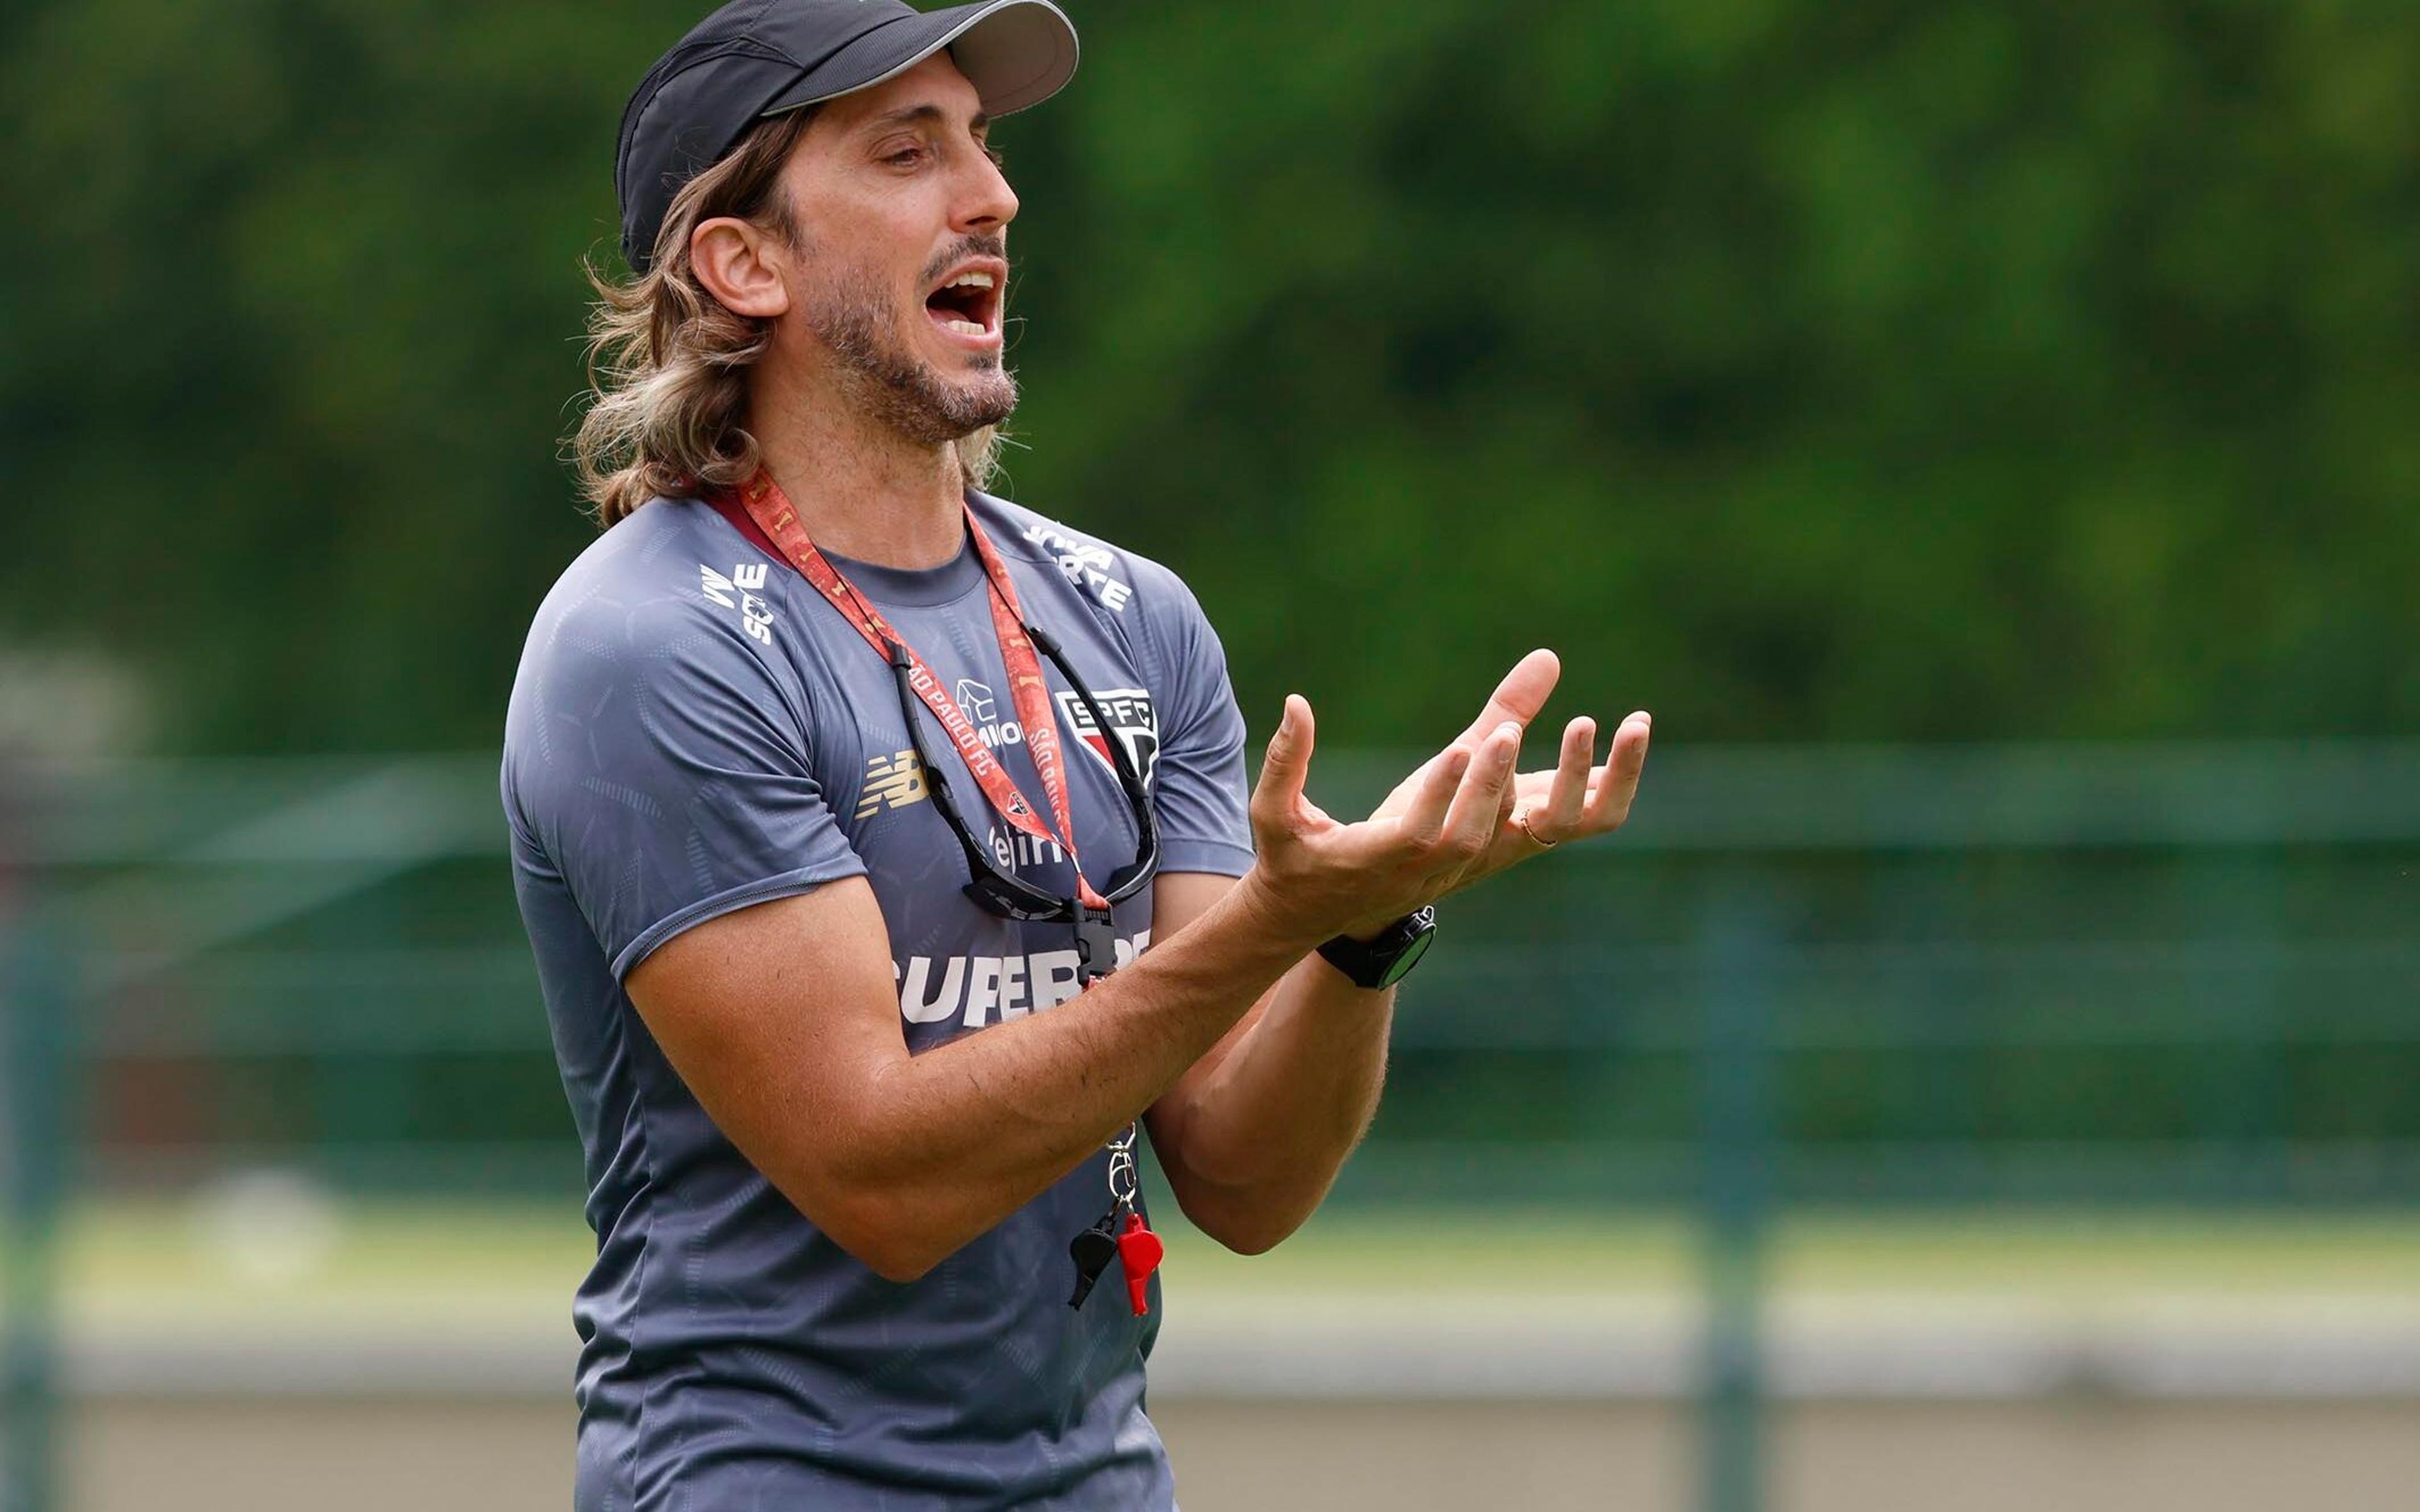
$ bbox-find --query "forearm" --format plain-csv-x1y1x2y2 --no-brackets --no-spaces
829,874,1321,1274
635,661,1644,1284
1151,954,1394,1251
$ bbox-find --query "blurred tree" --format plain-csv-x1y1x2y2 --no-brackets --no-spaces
3,0,2416,753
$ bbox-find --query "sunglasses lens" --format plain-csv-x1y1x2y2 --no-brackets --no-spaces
964,874,1047,922
966,876,1014,914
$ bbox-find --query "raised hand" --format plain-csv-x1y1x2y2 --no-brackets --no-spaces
1243,692,1525,944
1367,649,1651,895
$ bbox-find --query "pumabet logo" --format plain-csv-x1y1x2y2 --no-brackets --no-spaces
1055,688,1159,788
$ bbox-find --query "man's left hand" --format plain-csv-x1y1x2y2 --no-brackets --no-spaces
1366,649,1651,898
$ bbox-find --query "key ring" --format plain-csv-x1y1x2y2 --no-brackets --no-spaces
1105,1122,1139,1208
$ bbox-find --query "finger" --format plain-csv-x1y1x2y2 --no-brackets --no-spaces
1438,720,1523,859
1249,695,1317,834
1582,711,1651,799
1536,716,1596,839
1397,743,1472,848
1487,734,1521,856
1579,711,1651,830
1456,648,1561,746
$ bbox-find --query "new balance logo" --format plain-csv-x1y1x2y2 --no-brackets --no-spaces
700,563,775,645
855,748,930,819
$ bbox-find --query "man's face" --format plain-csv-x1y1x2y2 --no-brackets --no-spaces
771,54,1020,445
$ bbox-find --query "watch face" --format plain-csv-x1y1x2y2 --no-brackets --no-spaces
1374,924,1437,988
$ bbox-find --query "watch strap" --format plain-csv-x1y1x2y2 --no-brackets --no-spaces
1316,907,1438,990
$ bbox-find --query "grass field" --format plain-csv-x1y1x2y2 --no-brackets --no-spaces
26,1197,2420,1512
35,1197,2420,1315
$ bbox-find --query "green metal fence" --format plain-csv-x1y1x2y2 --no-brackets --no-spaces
6,741,2419,1512
1,920,68,1512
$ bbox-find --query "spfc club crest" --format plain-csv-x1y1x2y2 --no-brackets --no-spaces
1055,687,1159,788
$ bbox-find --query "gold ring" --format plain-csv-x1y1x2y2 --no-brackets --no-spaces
1514,808,1559,848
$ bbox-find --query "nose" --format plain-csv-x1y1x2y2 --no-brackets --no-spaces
956,146,1018,235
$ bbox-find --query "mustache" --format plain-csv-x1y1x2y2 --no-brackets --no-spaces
919,233,1008,285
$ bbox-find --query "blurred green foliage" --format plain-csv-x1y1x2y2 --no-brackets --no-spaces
5,0,2417,753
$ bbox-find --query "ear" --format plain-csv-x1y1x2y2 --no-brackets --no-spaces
690,215,793,319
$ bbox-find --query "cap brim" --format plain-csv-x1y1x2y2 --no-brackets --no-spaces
757,0,1079,122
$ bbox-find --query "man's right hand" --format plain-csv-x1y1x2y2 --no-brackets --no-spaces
1240,690,1525,946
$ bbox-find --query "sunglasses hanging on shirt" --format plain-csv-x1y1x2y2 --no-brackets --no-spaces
880,626,1159,980
731,472,1167,1317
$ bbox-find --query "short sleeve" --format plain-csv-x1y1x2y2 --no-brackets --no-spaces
1131,561,1255,878
503,591,867,980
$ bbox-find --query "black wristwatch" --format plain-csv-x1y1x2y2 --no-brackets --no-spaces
1316,907,1438,990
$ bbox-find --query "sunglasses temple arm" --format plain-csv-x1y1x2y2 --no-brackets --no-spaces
886,641,994,879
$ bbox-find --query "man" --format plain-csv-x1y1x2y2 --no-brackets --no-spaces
502,1,1653,1506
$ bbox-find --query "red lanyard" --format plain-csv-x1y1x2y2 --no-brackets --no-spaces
734,471,1110,914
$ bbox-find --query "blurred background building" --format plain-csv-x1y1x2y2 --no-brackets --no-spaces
3,2,2417,1509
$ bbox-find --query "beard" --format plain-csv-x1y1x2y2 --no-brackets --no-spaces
803,254,1018,448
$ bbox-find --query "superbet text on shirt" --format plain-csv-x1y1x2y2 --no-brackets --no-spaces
502,490,1253,1509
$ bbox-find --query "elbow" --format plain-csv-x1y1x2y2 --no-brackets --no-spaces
856,1246,942,1286
780,1178,955,1285
827,1208,951,1284
1193,1201,1305,1256
1166,1169,1315,1256
831,1209,936,1283
1204,1219,1290,1257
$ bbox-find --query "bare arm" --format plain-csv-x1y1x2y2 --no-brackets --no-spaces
1141,653,1654,1253
1143,872,1396,1254
625,693,1519,1281
627,869,1315,1280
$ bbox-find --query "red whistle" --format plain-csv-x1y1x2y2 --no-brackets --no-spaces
1116,1211,1163,1317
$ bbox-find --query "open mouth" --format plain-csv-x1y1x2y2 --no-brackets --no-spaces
923,261,1004,345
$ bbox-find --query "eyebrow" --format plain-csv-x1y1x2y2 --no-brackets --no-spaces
864,103,991,134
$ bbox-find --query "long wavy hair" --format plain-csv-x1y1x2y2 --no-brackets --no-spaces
569,108,1002,527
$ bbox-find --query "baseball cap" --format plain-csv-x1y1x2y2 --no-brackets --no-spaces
615,0,1080,272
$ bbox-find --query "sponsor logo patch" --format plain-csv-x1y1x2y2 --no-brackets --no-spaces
854,748,929,820
954,678,1025,749
895,930,1155,1027
700,562,775,645
1021,522,1134,613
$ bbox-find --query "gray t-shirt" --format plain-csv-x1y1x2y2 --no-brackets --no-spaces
500,491,1254,1511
